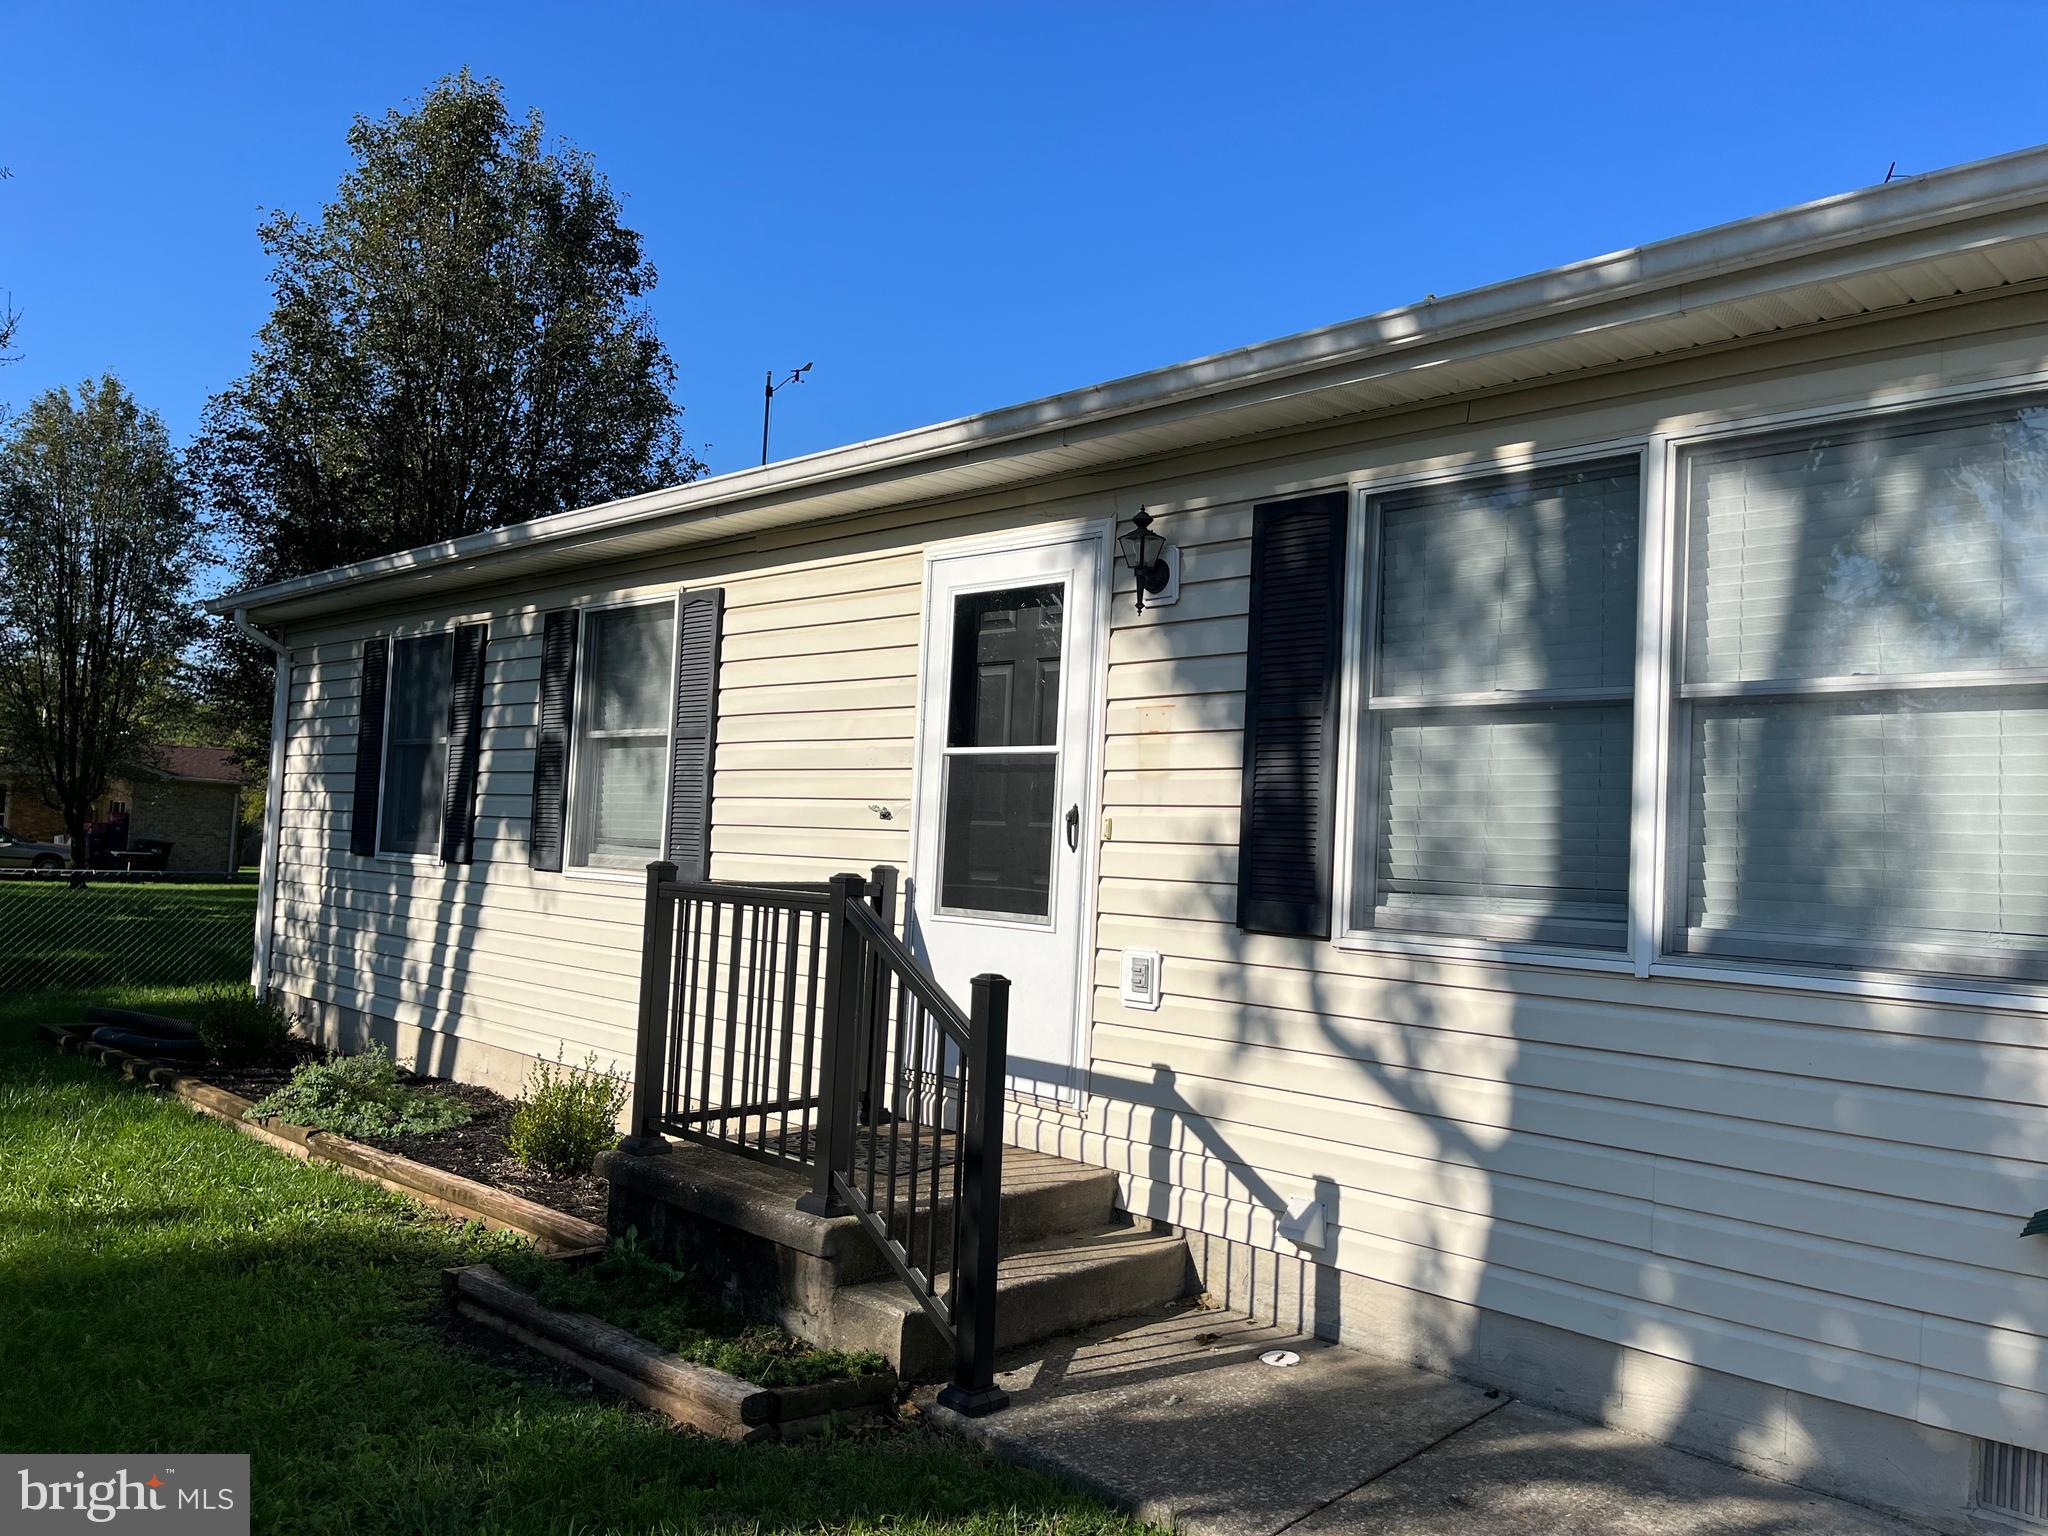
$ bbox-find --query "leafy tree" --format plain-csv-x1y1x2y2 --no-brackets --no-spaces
197,71,700,746
0,378,203,861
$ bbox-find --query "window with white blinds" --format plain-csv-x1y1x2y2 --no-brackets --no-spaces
1355,457,1640,946
570,601,676,870
1674,402,2048,979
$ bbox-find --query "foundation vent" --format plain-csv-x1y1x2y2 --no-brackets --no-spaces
1980,1440,2048,1525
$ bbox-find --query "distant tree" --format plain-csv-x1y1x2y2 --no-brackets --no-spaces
196,70,700,747
0,378,203,863
1,167,21,366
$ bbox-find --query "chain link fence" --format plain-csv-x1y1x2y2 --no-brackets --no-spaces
0,871,258,994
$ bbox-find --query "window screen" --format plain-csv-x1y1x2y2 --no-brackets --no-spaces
380,633,454,856
1675,403,2048,978
571,602,675,869
1357,458,1639,945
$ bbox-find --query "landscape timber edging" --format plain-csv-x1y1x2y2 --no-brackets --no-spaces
443,1263,898,1441
36,1018,606,1252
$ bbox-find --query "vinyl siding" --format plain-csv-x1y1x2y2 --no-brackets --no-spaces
267,291,2048,1455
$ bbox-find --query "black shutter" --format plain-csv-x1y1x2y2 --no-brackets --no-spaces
439,623,490,865
350,637,389,857
529,608,579,872
1238,492,1347,937
664,588,724,880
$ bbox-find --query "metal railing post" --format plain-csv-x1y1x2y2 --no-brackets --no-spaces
936,971,1010,1417
797,871,865,1215
858,864,899,1125
867,864,899,926
621,860,679,1155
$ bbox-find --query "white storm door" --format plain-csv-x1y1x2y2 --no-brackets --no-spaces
912,531,1104,1102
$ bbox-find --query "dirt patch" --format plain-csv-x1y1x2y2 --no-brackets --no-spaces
354,1080,609,1227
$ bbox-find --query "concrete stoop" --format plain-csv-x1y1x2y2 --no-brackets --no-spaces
830,1226,1193,1379
597,1139,1191,1380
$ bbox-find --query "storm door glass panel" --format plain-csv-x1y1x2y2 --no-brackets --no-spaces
939,583,1064,918
572,603,676,869
380,633,454,855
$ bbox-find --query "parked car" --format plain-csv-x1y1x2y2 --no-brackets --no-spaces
0,827,68,870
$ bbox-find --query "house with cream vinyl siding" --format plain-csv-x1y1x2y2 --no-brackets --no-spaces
218,146,2048,1530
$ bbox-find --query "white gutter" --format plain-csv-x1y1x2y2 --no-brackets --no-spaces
232,608,290,999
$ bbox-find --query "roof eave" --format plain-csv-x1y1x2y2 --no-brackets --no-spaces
210,141,2048,625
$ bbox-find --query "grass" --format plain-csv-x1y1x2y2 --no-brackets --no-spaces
0,987,1150,1536
495,1239,889,1388
0,878,258,991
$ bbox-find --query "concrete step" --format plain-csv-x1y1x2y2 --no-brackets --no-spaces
877,1145,1120,1270
823,1223,1191,1380
601,1137,1118,1287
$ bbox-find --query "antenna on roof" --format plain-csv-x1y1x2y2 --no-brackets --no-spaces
762,362,814,466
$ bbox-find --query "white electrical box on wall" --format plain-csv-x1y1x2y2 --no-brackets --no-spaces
1120,948,1163,1011
1146,544,1182,607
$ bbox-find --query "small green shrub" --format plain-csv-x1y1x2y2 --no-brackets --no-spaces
507,1049,629,1176
245,1042,472,1139
195,983,294,1065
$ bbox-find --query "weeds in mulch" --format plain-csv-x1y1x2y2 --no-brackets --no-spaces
246,1042,473,1139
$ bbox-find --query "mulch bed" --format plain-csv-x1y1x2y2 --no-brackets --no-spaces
132,1034,608,1228
355,1080,608,1228
199,1039,324,1101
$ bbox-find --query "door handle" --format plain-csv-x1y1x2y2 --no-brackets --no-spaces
1065,804,1080,852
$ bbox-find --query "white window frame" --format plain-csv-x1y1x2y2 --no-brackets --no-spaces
1321,365,2048,1014
374,624,459,865
563,593,680,881
1655,389,2048,988
1332,437,1650,973
930,573,1071,927
1344,450,1645,952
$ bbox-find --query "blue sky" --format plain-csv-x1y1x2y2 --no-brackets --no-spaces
4,1,2047,491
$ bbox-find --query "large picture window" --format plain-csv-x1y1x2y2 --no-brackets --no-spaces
570,600,676,871
380,632,454,856
1353,458,1640,947
1672,402,2048,980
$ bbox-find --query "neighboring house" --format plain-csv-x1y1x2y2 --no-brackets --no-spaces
216,146,2048,1528
0,746,245,872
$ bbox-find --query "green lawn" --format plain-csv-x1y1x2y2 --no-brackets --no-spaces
0,878,259,991
0,988,1146,1536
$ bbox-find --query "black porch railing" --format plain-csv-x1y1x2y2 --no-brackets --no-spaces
627,865,896,1171
627,862,1010,1416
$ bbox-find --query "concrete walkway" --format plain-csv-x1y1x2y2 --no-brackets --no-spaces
926,1305,1930,1536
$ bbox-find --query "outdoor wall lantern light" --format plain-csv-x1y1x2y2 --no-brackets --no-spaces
1118,509,1179,612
